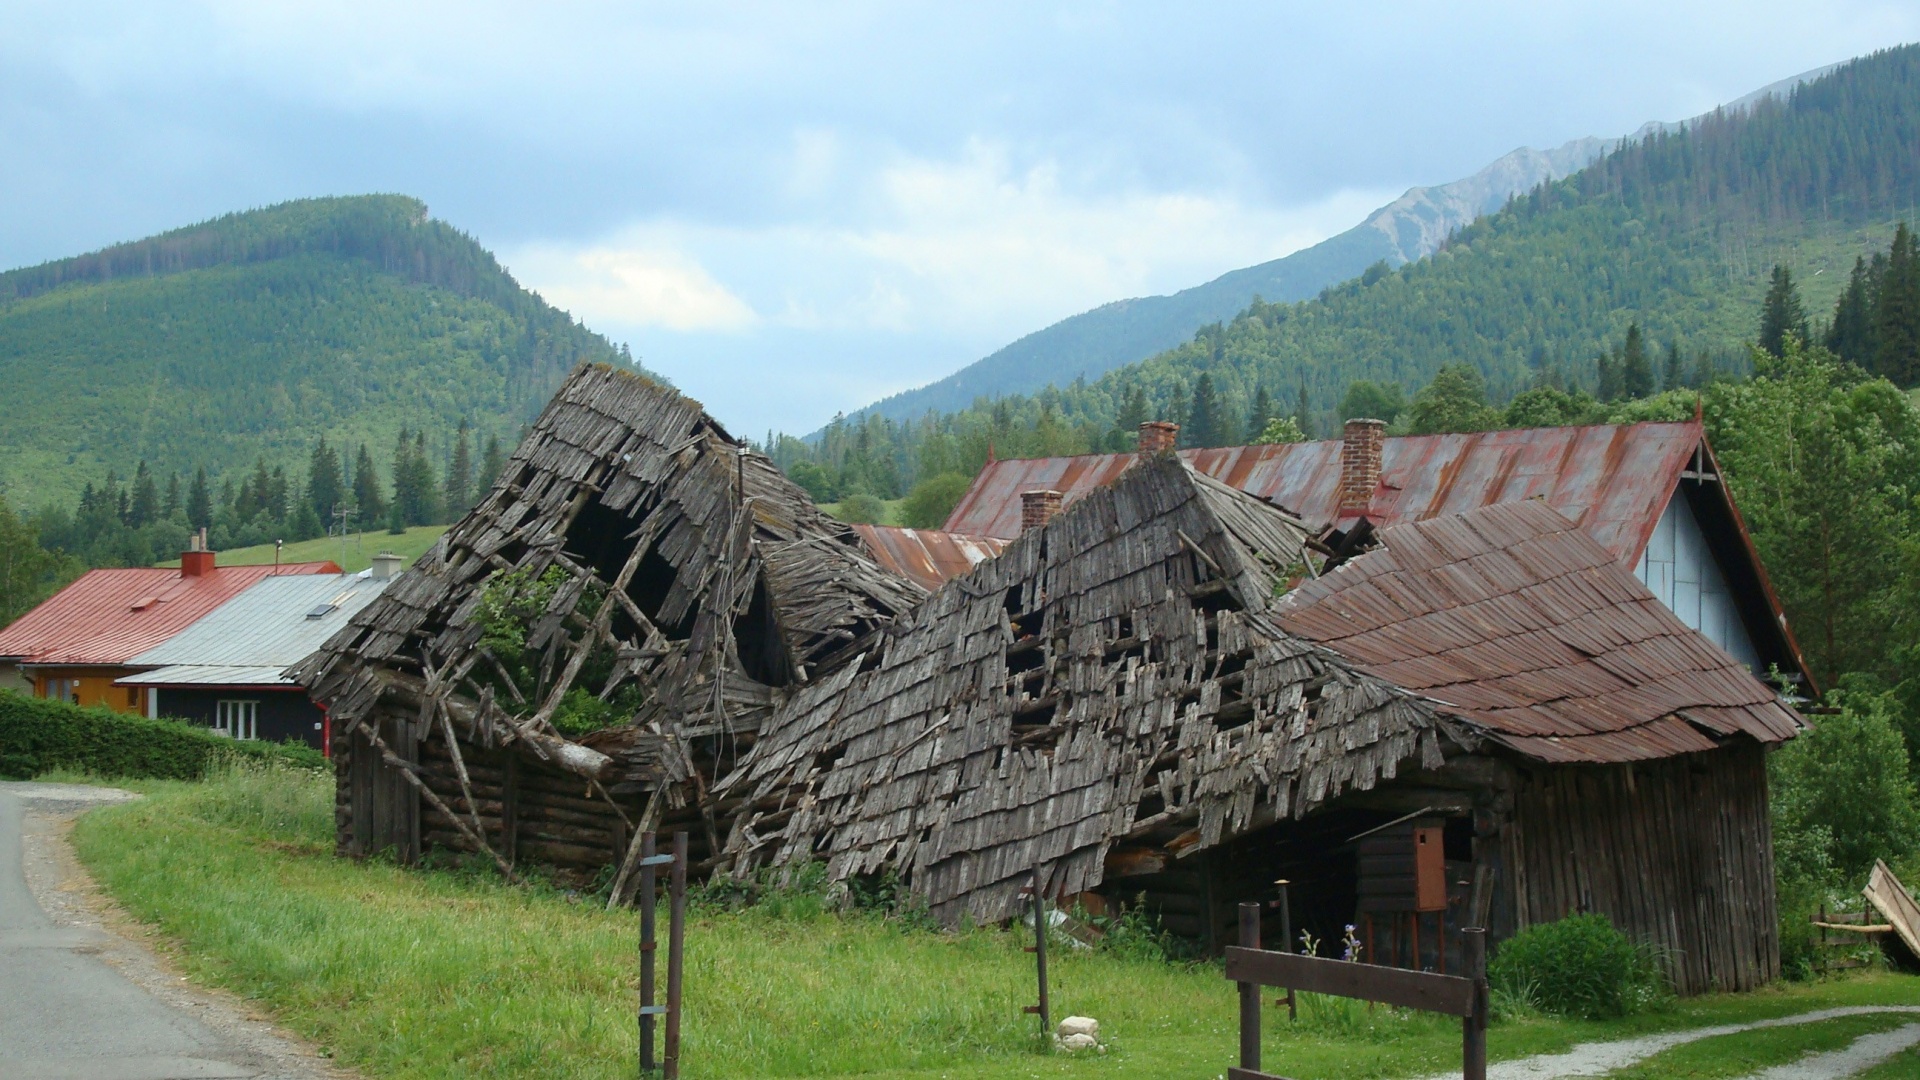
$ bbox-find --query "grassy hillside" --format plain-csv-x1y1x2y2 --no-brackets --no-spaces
154,525,447,574
0,195,644,508
800,45,1920,480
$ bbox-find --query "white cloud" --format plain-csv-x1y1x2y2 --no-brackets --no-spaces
509,245,758,332
515,141,1392,346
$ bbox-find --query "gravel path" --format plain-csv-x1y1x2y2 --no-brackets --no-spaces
1412,1004,1920,1080
0,781,355,1080
1741,1022,1920,1079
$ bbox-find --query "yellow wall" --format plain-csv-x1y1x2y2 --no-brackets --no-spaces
32,669,146,715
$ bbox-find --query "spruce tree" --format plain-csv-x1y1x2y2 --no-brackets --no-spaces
1758,264,1810,357
1663,341,1685,391
266,466,289,522
307,438,345,522
1110,385,1148,450
352,444,385,525
1873,223,1920,386
1621,323,1654,399
481,435,506,492
186,467,211,530
444,420,472,515
1247,385,1273,439
1827,256,1876,365
1293,377,1313,439
128,461,158,528
1185,374,1222,448
412,431,441,524
1596,350,1623,402
163,472,181,519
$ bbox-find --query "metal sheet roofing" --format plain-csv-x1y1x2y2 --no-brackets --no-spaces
0,562,340,666
943,420,1703,566
118,665,297,687
115,572,394,686
1273,500,1805,764
850,525,1008,591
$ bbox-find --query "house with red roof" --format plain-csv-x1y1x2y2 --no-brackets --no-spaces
0,539,338,716
932,417,1810,692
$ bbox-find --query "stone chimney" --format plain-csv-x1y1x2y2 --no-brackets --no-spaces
1137,421,1179,454
179,529,216,578
1339,418,1386,514
1021,490,1063,532
370,552,404,582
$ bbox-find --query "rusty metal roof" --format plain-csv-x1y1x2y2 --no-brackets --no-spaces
0,561,340,666
850,525,1008,592
1274,500,1805,765
944,421,1703,565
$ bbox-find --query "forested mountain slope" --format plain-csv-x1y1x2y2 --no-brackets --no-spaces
847,138,1607,427
899,46,1920,447
0,195,643,507
842,64,1837,429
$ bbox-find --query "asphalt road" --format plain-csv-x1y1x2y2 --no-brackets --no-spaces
0,785,268,1080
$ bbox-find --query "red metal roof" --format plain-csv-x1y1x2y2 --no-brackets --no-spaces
944,421,1703,565
1273,500,1804,764
850,525,1008,592
0,561,340,666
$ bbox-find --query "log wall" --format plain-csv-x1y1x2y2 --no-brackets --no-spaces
1506,742,1779,994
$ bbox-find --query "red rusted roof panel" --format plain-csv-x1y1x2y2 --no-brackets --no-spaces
851,526,1008,592
943,421,1702,566
1274,499,1804,764
0,562,340,666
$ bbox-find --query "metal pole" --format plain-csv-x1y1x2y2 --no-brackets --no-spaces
1276,879,1296,1020
664,831,687,1080
1462,927,1487,1080
639,832,657,1074
1238,902,1261,1073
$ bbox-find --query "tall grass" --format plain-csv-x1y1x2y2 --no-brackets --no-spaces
68,763,1920,1080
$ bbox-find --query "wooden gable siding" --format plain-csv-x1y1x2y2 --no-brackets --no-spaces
1505,742,1778,993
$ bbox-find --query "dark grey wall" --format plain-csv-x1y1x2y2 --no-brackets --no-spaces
156,688,325,749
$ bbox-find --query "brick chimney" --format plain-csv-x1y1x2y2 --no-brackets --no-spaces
370,552,404,582
1021,489,1063,531
1339,418,1386,514
179,528,216,578
1137,421,1179,453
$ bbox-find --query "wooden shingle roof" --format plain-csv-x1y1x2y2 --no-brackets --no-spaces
1274,500,1804,763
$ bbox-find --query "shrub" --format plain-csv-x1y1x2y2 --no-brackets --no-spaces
1488,914,1669,1019
833,493,887,525
900,473,971,529
0,689,321,780
1771,684,1919,880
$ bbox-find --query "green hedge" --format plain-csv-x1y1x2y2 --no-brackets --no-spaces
0,690,323,780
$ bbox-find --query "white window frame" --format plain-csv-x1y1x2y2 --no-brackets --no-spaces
215,699,259,741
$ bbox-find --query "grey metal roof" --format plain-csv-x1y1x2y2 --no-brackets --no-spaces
117,572,394,687
121,664,295,687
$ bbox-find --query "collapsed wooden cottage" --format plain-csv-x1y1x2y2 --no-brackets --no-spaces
296,364,1804,992
718,455,1804,993
293,364,922,881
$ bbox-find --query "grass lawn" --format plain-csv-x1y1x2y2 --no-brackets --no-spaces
156,525,448,574
69,767,1920,1080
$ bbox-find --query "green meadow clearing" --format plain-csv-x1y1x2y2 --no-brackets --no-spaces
64,766,1920,1080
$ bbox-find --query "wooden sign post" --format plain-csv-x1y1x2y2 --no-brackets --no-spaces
1225,903,1488,1080
638,831,687,1078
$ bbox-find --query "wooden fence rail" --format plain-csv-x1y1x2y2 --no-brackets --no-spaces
1224,903,1488,1080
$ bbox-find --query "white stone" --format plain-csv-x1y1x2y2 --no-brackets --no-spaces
1057,1033,1098,1051
1057,1015,1099,1039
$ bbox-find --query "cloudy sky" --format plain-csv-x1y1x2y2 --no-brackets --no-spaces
3,2,1916,435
